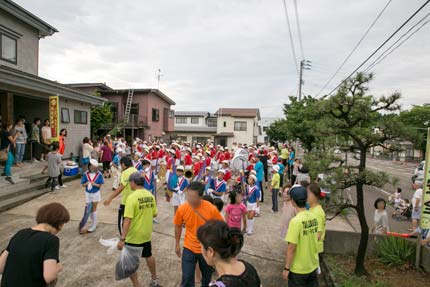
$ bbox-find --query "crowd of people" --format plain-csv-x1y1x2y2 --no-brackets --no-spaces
0,134,329,287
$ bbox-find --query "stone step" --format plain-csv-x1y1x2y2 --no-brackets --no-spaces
0,188,48,213
0,178,47,202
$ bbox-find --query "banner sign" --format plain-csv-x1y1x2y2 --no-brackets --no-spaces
420,128,430,229
49,96,60,142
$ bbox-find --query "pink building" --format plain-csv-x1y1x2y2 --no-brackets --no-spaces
68,83,175,141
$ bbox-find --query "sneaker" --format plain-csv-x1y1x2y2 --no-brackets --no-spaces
55,186,61,190
246,231,254,236
59,185,67,188
5,177,15,184
32,159,40,163
87,225,97,233
149,278,161,287
153,219,160,224
40,158,46,162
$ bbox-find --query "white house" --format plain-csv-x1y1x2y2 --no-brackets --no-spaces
173,111,217,143
258,117,280,143
214,108,261,147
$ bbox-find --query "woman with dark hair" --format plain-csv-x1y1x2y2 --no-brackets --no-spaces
100,140,113,178
58,129,67,156
1,122,17,184
197,220,261,287
371,198,389,235
0,202,70,286
82,137,93,171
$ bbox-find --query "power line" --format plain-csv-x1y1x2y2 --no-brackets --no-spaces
322,0,430,98
316,0,392,97
293,0,305,60
282,0,299,74
364,12,430,72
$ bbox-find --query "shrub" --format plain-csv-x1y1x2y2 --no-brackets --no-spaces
375,236,415,266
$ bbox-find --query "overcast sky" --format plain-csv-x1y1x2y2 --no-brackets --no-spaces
17,0,430,117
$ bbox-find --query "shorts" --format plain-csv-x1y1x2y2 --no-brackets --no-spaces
125,241,152,258
412,207,421,220
82,157,90,165
86,191,101,203
102,161,111,171
288,269,318,287
246,202,258,211
171,192,186,207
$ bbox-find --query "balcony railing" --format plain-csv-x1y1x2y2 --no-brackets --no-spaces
100,114,148,129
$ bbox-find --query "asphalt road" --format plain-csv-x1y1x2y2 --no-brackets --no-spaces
346,155,418,234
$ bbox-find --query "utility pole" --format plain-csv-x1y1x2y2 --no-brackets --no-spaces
157,69,163,89
298,60,312,100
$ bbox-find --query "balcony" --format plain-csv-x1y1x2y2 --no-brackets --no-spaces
100,114,148,129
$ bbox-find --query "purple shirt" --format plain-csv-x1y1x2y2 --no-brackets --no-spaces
101,145,112,162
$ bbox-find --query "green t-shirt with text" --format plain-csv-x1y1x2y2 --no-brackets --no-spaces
285,210,319,274
124,188,158,244
310,204,326,253
120,167,138,205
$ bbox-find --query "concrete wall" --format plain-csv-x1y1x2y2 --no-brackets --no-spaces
0,9,39,75
325,230,430,271
59,97,91,158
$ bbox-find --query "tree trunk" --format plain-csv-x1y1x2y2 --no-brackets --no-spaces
355,147,369,276
354,181,369,276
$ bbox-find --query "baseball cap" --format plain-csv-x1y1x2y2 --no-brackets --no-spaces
177,166,185,171
272,165,280,172
289,186,307,202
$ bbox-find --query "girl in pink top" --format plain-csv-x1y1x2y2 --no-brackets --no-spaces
225,189,247,233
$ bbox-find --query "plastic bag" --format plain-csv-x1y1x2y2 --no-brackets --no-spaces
115,245,142,280
99,237,119,254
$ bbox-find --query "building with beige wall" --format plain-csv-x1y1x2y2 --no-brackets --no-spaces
173,111,217,143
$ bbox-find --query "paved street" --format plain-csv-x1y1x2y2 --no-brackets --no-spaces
346,155,418,233
0,175,348,287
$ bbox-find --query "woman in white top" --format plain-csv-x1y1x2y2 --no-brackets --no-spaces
82,137,94,171
371,198,390,235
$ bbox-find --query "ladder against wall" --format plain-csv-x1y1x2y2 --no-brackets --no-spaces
124,89,134,123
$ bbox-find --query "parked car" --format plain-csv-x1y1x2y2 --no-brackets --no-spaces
412,160,425,183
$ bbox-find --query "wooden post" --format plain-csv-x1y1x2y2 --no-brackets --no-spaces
0,92,14,124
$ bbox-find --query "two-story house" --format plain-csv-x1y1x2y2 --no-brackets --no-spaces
173,111,217,143
215,108,261,147
0,0,105,158
67,83,176,142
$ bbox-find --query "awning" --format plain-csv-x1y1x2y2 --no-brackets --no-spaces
215,132,234,137
0,65,106,105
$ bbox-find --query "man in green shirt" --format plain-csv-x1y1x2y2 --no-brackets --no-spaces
117,172,160,287
103,156,137,235
283,185,319,287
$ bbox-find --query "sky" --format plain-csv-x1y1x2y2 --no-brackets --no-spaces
16,0,430,117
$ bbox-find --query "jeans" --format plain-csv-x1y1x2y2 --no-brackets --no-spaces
258,181,264,202
4,151,14,176
181,248,213,287
272,188,279,212
15,143,25,163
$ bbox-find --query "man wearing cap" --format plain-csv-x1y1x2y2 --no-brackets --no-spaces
283,186,319,286
210,170,227,199
117,172,161,287
172,166,189,214
80,159,104,233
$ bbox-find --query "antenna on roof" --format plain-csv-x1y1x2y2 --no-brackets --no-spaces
157,69,163,89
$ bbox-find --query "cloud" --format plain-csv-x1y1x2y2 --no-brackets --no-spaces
16,0,430,117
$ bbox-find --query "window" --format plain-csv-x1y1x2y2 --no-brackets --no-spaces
192,136,210,143
176,117,187,124
61,108,70,123
263,126,269,132
223,121,227,128
152,108,159,122
234,121,247,131
191,117,199,124
1,34,17,64
207,118,217,127
168,110,175,118
74,110,88,124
